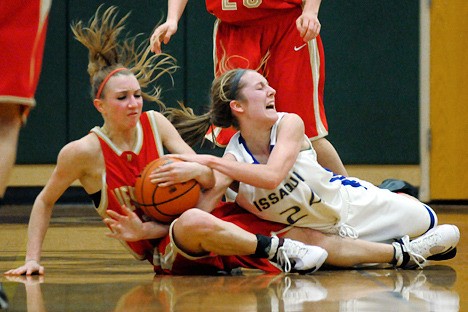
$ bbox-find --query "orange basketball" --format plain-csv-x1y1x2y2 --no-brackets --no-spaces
134,157,201,223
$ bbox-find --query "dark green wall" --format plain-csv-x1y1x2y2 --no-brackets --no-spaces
320,1,420,164
17,0,419,164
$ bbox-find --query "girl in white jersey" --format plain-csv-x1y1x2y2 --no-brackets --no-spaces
164,68,460,269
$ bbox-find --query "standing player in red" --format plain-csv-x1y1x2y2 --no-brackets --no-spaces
0,0,52,308
0,0,52,202
150,0,348,176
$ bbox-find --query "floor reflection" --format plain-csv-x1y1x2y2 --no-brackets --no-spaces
2,266,458,312
1,205,465,311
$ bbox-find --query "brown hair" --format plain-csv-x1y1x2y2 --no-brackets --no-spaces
164,69,249,146
70,5,177,109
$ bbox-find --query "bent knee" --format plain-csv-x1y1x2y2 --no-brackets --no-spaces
176,208,218,234
285,227,326,246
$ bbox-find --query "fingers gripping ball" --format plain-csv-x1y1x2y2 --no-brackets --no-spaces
134,157,201,223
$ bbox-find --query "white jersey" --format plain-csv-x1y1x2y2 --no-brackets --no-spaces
225,113,436,242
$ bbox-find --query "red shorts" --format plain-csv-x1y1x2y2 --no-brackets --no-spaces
213,8,328,140
0,0,51,118
153,202,287,275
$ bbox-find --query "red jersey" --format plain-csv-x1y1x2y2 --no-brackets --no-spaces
0,0,50,105
205,0,301,24
91,111,165,261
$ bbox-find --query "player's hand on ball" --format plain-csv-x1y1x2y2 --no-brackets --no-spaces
149,157,203,187
135,157,201,223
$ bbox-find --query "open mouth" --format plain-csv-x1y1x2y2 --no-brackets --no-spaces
266,103,275,110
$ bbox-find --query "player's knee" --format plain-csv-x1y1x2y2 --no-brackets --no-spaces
286,226,327,246
176,208,218,236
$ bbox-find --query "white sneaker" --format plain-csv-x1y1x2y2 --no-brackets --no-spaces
393,224,460,269
272,238,328,274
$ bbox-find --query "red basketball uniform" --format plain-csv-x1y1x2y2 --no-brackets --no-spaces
153,202,287,275
0,0,51,120
92,111,290,274
91,111,165,262
204,0,327,145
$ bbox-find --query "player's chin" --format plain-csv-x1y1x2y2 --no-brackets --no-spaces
266,109,278,118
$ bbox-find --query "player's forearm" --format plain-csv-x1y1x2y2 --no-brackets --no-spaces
302,0,321,15
166,0,189,23
25,201,53,262
207,156,284,190
193,163,215,190
197,177,229,212
141,221,169,240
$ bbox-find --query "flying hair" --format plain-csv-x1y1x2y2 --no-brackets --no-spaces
70,5,178,109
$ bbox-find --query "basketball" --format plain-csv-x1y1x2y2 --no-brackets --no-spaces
134,157,201,223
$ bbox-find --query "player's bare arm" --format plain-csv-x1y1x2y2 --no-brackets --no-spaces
150,0,189,53
4,135,103,276
196,168,234,212
176,115,304,189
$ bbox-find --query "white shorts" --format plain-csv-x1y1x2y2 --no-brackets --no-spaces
342,179,437,243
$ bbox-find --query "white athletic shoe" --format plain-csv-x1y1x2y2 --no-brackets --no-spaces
393,224,460,269
272,238,328,274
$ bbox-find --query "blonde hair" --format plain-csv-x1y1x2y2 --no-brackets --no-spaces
166,49,271,147
165,69,250,147
70,5,177,109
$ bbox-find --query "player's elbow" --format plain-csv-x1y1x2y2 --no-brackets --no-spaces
262,175,284,190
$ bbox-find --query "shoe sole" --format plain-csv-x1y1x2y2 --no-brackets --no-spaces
427,246,457,261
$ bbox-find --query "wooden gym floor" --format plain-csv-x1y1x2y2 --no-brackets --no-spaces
0,203,466,311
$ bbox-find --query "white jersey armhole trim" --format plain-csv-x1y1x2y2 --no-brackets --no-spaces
90,123,143,156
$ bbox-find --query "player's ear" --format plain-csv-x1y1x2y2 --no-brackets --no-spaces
93,98,104,113
230,100,243,112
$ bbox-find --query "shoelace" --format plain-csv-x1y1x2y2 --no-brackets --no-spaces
276,241,310,273
338,224,359,239
401,236,427,269
276,246,292,273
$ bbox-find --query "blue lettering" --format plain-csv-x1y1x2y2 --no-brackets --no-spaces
330,175,367,189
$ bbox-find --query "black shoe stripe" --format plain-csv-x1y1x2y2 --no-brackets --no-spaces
427,247,457,261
